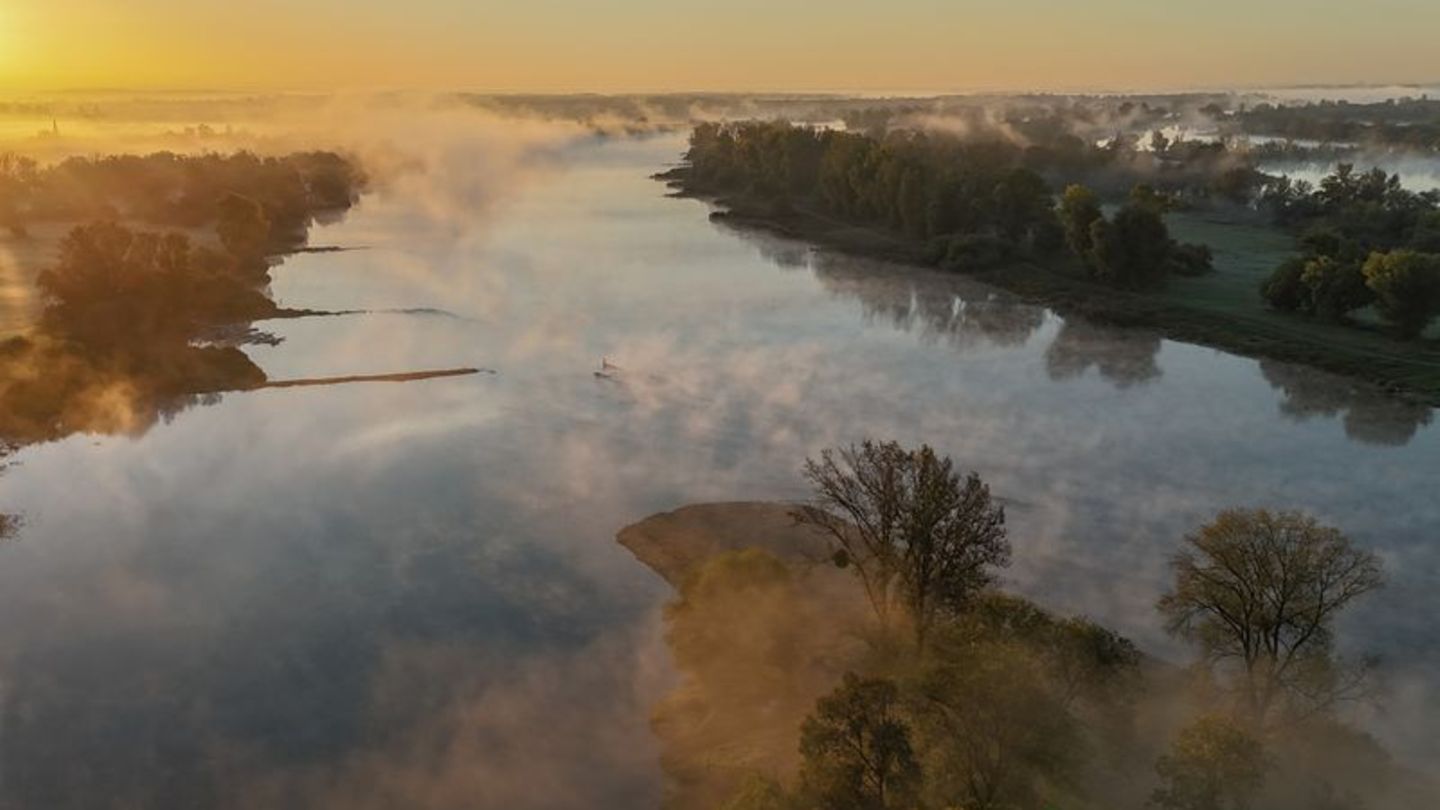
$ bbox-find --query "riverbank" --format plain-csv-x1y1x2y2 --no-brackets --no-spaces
660,169,1440,405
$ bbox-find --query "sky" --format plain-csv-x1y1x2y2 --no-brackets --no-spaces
1,0,1438,94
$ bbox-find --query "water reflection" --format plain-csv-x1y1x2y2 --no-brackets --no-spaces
1260,360,1433,446
0,494,653,809
809,252,1046,351
1045,320,1162,388
728,225,1164,390
0,441,15,541
0,330,261,446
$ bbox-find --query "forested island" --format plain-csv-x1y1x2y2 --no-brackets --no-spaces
622,441,1433,810
0,150,373,450
664,120,1440,401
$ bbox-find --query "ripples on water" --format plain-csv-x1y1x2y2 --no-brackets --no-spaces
0,134,1437,806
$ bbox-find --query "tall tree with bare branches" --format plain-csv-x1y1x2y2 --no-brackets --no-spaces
794,440,1009,649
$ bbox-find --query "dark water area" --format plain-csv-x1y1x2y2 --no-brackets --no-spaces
0,133,1437,807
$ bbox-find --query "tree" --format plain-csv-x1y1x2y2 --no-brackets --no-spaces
216,192,271,263
1089,204,1173,288
1129,183,1174,214
37,222,191,313
799,674,920,810
1411,210,1440,253
1260,257,1310,312
1151,714,1267,810
912,641,1080,810
0,153,37,237
1300,256,1372,321
795,441,1010,648
991,168,1054,245
1059,184,1103,260
1157,509,1383,725
720,775,796,810
1362,249,1440,338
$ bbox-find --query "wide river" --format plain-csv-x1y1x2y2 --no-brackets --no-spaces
1,132,1437,807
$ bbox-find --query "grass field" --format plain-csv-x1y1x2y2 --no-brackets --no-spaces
1161,211,1440,393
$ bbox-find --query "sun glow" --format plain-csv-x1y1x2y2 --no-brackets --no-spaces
0,7,29,82
0,9,10,67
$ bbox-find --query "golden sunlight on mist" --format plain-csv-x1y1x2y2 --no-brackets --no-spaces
2,0,1438,93
0,9,13,68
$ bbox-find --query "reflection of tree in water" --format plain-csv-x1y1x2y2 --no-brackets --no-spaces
0,212,477,536
1260,359,1433,447
731,226,812,269
0,332,265,447
1044,318,1162,389
0,440,16,541
0,250,274,542
809,253,1045,350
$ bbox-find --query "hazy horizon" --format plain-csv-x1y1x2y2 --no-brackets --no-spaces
4,0,1440,94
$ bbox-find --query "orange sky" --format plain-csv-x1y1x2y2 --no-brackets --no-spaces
1,0,1438,93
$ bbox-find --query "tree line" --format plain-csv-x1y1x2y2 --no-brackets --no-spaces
1231,98,1440,152
683,121,1213,289
0,149,363,244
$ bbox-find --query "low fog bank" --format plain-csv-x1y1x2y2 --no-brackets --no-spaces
4,88,1438,225
620,501,1440,810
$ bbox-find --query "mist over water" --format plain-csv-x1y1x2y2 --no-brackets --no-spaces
0,128,1438,805
1257,153,1440,192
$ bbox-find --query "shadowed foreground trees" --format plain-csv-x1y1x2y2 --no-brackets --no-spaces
794,441,1009,650
639,448,1406,810
798,674,921,810
1157,509,1383,728
1151,714,1268,810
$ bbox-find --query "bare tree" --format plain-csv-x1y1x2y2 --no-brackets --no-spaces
794,440,1009,649
1157,509,1383,726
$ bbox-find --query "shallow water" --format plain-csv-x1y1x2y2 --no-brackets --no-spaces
1,133,1437,806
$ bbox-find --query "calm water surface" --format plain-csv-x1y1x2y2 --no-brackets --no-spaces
1,134,1437,806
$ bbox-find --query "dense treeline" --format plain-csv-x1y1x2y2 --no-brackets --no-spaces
1259,164,1440,336
0,150,363,244
683,121,1212,287
1231,98,1440,151
655,442,1419,810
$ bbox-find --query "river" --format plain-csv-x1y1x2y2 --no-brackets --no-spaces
0,132,1436,807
